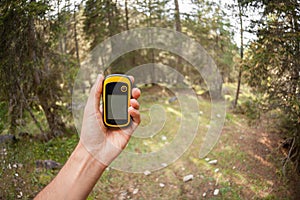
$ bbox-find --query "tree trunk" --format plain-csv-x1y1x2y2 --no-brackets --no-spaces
73,3,80,66
174,0,183,83
125,0,129,31
28,1,66,139
234,1,244,108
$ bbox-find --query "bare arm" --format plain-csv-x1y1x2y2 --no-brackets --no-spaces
35,142,105,200
35,74,141,200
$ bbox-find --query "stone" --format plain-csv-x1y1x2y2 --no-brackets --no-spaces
0,134,17,144
213,189,220,196
132,188,139,195
208,160,218,165
35,160,62,170
161,163,167,167
144,170,151,176
183,174,194,182
168,96,177,103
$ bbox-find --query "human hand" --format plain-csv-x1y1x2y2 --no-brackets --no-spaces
80,74,141,166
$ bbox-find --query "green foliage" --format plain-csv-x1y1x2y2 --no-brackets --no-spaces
183,0,238,83
0,0,78,137
0,135,78,198
236,97,261,123
84,0,123,49
0,102,8,133
243,0,300,173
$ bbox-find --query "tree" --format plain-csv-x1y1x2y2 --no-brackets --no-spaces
0,0,77,138
244,0,300,174
84,0,122,50
234,0,245,108
183,0,238,85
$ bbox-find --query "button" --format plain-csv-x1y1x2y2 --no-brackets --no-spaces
121,85,127,92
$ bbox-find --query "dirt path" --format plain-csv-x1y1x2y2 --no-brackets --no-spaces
91,109,299,199
218,112,300,199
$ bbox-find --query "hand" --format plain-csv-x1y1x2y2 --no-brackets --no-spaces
80,74,141,166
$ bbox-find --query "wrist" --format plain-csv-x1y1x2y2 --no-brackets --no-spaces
75,141,107,172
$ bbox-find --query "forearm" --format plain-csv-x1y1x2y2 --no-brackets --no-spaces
35,141,106,200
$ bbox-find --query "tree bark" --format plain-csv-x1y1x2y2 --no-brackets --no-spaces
234,1,244,108
174,0,183,83
28,1,66,139
73,3,80,66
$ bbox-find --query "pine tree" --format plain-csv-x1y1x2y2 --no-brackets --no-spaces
244,0,300,174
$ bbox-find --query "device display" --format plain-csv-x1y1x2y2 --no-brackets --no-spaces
103,74,131,127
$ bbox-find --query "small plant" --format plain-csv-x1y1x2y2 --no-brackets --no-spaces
235,97,262,125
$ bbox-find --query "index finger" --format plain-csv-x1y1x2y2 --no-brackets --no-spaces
128,75,134,85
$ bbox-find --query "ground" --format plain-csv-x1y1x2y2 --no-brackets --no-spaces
91,111,299,199
0,83,299,199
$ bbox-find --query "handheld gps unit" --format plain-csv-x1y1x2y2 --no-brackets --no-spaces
103,74,132,128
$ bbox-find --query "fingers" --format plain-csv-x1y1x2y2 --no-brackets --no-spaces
129,107,141,125
86,74,104,113
130,99,139,110
129,84,141,127
131,88,141,100
128,75,134,84
94,75,104,110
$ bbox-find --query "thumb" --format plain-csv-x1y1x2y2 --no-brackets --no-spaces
87,74,104,112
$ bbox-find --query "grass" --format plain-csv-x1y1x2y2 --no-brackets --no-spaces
0,83,297,199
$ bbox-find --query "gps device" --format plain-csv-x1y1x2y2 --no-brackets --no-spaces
103,74,132,128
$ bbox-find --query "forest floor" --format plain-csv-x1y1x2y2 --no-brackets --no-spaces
91,87,300,199
0,83,299,199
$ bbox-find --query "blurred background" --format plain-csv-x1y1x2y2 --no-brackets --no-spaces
0,0,299,199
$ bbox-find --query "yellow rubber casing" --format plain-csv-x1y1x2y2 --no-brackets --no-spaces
103,74,131,128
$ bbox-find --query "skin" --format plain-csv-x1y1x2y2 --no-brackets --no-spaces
35,74,141,200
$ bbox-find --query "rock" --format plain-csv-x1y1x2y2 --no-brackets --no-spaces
17,191,23,199
159,183,165,188
168,96,177,103
213,189,219,196
208,160,218,165
132,188,139,195
183,174,194,182
0,134,17,144
161,163,167,167
36,160,62,170
144,170,151,176
202,192,207,197
161,135,167,141
118,190,127,200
